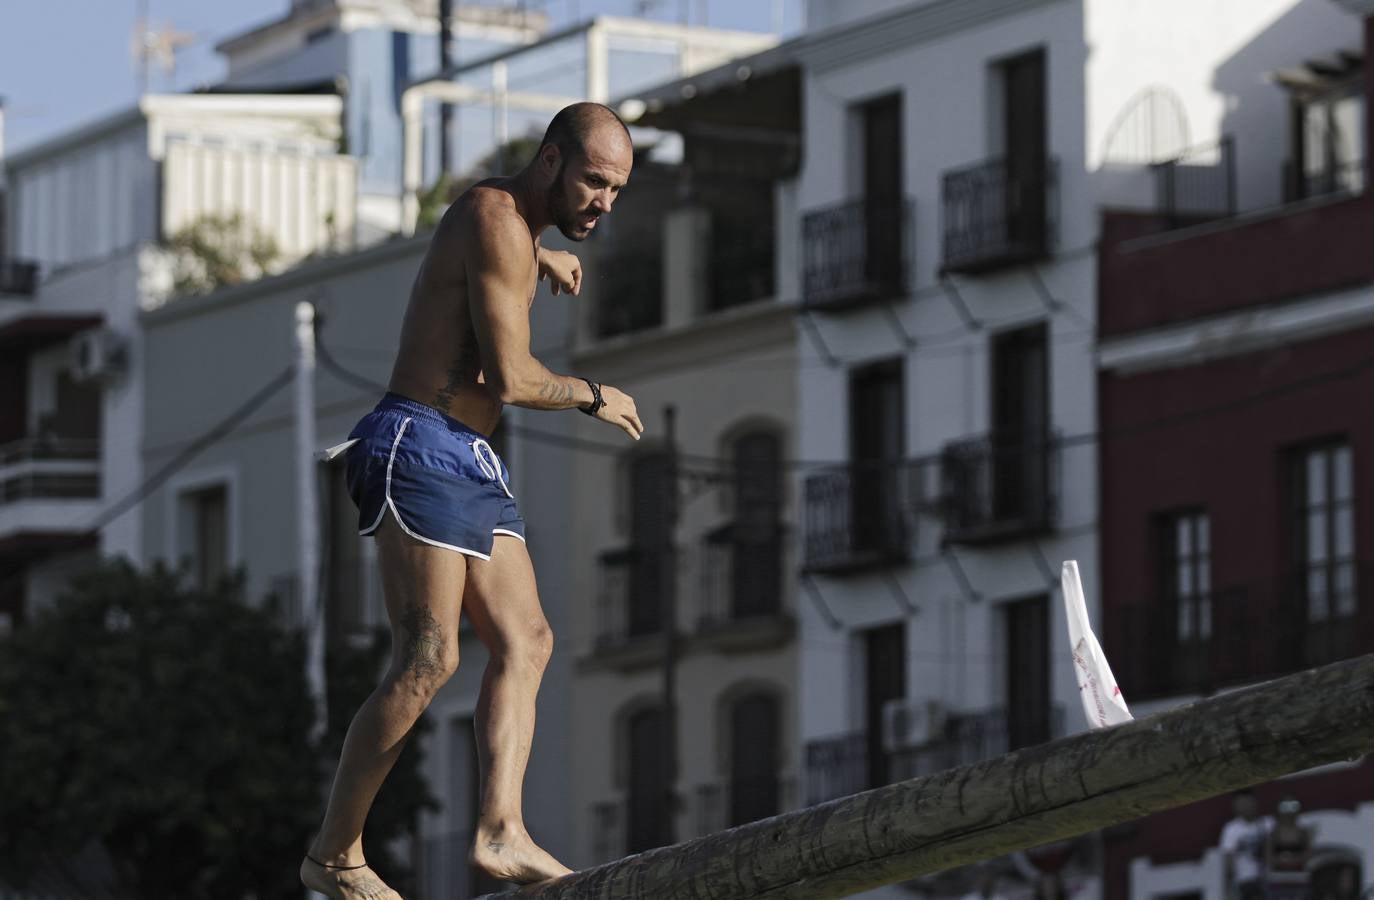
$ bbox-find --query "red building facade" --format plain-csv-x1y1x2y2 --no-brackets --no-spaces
1097,12,1374,899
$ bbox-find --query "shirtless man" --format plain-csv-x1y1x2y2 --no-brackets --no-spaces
302,102,642,899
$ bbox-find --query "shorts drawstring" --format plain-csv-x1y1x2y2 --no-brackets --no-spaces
471,438,514,499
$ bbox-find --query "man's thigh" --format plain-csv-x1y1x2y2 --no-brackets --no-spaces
461,535,551,654
374,513,468,670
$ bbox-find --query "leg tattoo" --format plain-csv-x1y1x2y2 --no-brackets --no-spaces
399,602,445,679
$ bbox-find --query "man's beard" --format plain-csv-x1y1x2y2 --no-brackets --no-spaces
547,158,596,241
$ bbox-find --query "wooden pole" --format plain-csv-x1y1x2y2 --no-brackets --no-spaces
483,654,1374,899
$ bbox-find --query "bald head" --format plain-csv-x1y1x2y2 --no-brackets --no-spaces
538,102,632,166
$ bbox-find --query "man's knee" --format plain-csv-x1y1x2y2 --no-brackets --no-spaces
499,619,553,670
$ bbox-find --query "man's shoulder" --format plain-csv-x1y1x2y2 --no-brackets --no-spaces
442,185,535,268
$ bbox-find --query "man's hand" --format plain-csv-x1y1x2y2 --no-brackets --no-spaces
538,248,582,296
592,383,643,441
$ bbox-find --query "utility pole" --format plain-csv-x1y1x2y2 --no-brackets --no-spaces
296,301,326,742
660,404,680,845
438,0,454,174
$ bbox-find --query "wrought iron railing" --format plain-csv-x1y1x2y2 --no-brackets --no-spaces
697,523,784,629
695,776,797,835
1285,156,1367,203
802,461,911,574
595,545,668,648
942,156,1057,273
806,706,1065,804
801,197,912,310
804,732,868,805
1115,567,1371,700
595,251,663,338
0,438,101,504
1153,136,1236,228
938,432,1060,544
0,258,39,296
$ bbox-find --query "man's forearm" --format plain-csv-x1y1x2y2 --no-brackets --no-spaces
498,363,593,410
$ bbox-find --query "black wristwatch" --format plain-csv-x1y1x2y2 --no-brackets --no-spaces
580,379,604,417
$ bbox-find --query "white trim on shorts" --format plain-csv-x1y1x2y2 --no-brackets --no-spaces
492,528,526,543
358,415,495,561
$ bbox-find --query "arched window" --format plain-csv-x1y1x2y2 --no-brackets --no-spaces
728,430,782,619
727,690,781,826
625,704,671,852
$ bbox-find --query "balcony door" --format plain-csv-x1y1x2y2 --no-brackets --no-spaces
849,360,905,560
863,623,906,789
991,324,1048,526
626,705,671,853
628,451,673,637
861,93,903,292
731,431,782,618
1001,49,1047,253
729,691,781,826
1005,595,1050,750
1291,441,1357,667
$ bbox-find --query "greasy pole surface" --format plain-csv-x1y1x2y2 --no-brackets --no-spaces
481,654,1374,900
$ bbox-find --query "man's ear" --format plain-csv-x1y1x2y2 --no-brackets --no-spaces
538,143,561,177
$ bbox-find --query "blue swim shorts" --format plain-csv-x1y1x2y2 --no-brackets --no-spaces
339,392,524,560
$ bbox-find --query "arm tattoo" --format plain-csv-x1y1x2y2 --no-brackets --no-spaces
536,377,576,408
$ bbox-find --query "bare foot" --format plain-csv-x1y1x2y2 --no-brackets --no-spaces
469,822,574,885
300,856,403,900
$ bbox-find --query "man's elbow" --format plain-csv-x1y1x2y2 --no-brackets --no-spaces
486,369,529,405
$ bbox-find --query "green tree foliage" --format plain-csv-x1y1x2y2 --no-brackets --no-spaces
416,135,545,230
0,561,435,899
164,212,280,297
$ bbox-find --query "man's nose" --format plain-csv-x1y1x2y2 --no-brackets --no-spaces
592,191,613,213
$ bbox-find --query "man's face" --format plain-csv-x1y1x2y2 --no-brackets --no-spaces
1234,794,1257,820
545,134,632,242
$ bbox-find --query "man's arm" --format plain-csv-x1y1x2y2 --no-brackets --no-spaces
466,208,590,410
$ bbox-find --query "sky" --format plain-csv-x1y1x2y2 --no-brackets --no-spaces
0,0,805,156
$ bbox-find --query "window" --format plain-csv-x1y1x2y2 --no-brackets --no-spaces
625,705,670,852
1291,83,1366,199
726,431,782,619
862,623,906,789
728,691,781,826
1292,442,1356,622
183,484,228,590
1161,511,1212,642
849,359,906,560
990,323,1050,525
1005,595,1050,750
859,93,904,291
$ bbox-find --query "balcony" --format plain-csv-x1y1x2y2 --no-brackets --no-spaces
941,157,1057,274
0,438,101,547
801,197,912,311
939,432,1060,545
804,706,1065,805
1153,137,1237,230
696,523,791,648
802,461,911,574
592,545,669,666
694,776,796,835
1286,156,1367,203
1114,568,1373,700
0,258,40,296
595,251,663,339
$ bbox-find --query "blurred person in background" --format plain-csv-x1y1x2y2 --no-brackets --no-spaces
1220,790,1271,900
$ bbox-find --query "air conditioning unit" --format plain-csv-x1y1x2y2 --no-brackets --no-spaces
69,327,129,384
881,698,947,753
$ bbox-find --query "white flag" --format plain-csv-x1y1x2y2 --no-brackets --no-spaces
1063,560,1132,729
